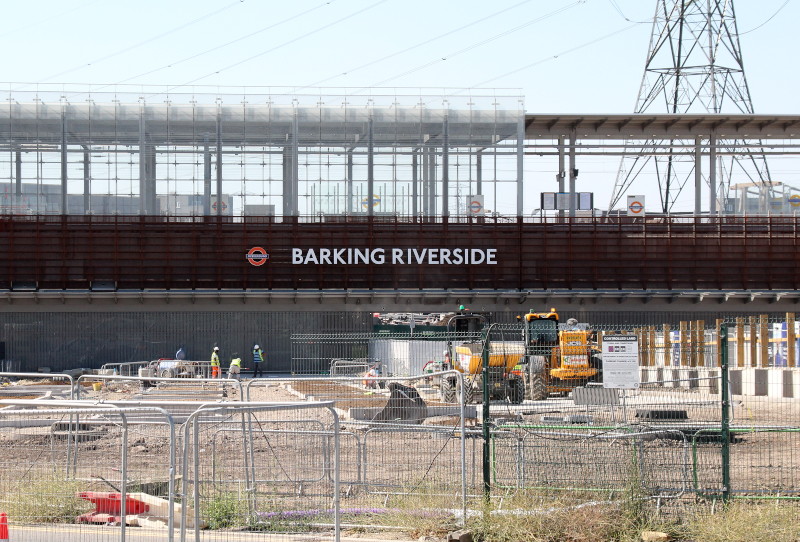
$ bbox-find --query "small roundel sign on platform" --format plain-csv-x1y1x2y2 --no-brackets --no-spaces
246,247,270,266
628,200,644,214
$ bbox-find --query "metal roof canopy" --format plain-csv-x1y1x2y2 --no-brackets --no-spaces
524,114,800,140
0,101,521,147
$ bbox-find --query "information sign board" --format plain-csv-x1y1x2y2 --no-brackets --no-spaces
602,334,640,389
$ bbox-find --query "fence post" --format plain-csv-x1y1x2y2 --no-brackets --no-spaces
720,323,731,503
759,315,769,368
788,313,796,368
482,326,492,502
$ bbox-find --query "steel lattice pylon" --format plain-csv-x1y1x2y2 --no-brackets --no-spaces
609,0,772,214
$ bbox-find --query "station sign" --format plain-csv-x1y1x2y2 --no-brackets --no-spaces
627,195,646,216
468,195,485,216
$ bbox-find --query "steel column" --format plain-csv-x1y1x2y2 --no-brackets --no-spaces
568,132,577,218
139,109,146,216
709,135,717,215
60,111,67,214
516,114,524,216
442,115,449,218
83,148,90,215
216,114,223,217
367,117,374,218
695,137,702,215
203,134,211,216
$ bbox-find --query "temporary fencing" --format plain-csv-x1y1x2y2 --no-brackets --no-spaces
0,396,341,542
246,371,469,531
2,309,800,540
289,315,800,512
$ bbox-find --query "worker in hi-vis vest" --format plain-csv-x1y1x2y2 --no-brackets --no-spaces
227,354,242,380
252,344,265,378
210,346,220,379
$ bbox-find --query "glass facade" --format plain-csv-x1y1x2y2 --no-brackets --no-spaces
0,88,524,218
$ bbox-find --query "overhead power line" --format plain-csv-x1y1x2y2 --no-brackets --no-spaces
301,0,534,89
40,0,244,84
170,0,389,90
119,0,335,85
365,1,587,89
740,0,791,35
470,23,639,88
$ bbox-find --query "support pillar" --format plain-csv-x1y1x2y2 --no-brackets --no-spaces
216,114,223,217
83,148,90,215
557,137,565,219
61,111,68,214
516,114,524,217
346,148,354,215
568,132,577,218
441,116,449,218
203,134,211,216
694,137,702,215
139,109,146,216
367,117,374,218
709,134,717,215
412,148,418,217
15,149,21,200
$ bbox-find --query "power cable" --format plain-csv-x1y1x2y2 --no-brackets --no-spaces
169,0,389,91
39,0,244,84
0,0,103,40
469,23,638,88
301,0,534,89
740,0,791,35
606,0,650,24
363,1,587,89
117,0,335,85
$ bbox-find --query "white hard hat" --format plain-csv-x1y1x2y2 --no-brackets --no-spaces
254,344,260,349
213,346,219,351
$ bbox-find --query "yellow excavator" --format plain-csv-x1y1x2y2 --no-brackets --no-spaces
518,308,602,400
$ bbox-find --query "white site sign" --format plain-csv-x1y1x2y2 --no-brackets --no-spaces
602,334,640,389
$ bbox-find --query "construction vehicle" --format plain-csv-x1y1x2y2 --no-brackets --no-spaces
138,358,202,386
439,310,528,404
519,308,602,400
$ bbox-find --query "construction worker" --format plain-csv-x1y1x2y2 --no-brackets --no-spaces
210,346,220,379
566,318,579,330
228,353,242,380
175,346,186,360
252,344,265,378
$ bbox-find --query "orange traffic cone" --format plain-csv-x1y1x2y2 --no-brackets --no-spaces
0,512,8,541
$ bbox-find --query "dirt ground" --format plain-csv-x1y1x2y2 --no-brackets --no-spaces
0,375,798,538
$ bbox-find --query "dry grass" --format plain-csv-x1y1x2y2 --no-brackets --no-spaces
683,500,800,542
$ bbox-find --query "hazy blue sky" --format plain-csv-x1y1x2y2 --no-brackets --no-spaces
0,0,795,114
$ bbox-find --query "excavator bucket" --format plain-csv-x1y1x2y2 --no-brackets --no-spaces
371,382,428,424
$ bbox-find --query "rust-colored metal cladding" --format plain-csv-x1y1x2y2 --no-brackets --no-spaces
0,215,797,291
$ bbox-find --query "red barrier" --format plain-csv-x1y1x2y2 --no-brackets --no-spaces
76,492,149,524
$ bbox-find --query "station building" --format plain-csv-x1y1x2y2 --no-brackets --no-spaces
2,89,800,371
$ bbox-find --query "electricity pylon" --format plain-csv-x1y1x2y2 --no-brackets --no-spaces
609,0,772,214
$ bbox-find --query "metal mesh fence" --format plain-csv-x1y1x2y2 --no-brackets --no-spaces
0,402,177,542
2,311,800,539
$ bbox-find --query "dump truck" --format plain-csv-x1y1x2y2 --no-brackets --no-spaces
439,311,528,404
438,308,602,403
520,308,602,400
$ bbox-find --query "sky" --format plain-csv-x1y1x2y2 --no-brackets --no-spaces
0,0,797,214
1,0,795,113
